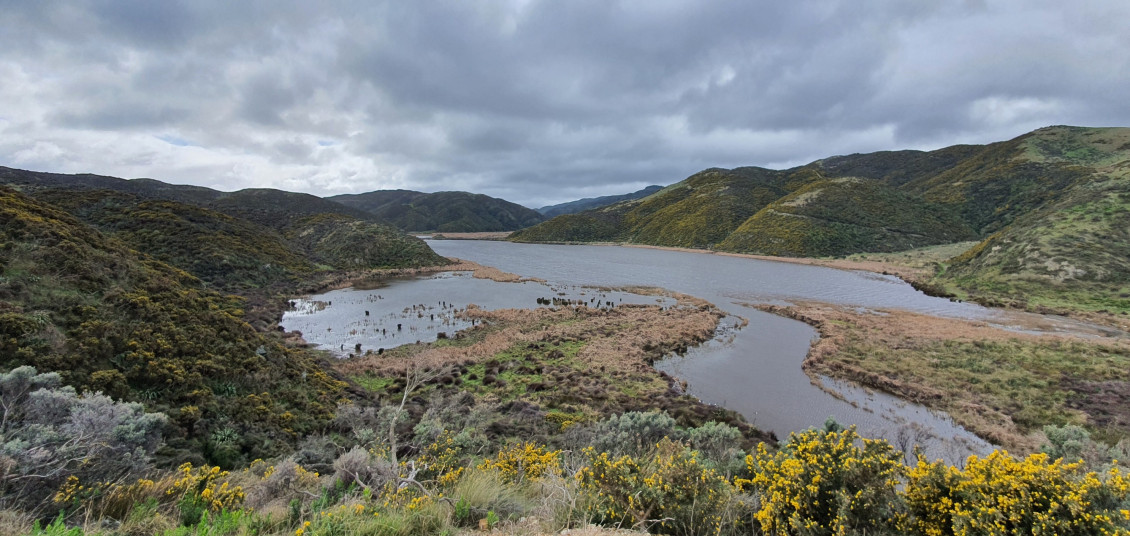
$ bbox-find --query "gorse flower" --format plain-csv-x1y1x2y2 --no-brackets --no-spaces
477,442,562,484
738,426,905,536
905,450,1130,536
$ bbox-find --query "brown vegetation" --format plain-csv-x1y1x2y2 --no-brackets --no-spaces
340,295,720,377
759,302,1130,452
336,291,771,442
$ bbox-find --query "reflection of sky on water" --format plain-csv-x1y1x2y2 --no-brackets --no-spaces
281,272,673,357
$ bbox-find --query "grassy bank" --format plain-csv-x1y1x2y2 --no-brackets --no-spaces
760,302,1130,452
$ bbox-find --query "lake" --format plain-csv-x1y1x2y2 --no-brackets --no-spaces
283,240,1085,462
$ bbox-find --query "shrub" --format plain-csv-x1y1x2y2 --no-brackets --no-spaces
165,463,245,525
578,439,751,535
332,447,397,491
244,458,322,511
904,451,1130,536
0,366,166,514
740,426,905,535
589,410,684,456
477,442,561,485
1041,424,1120,468
687,421,745,476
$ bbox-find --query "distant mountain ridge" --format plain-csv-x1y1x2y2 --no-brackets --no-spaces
330,189,545,232
537,185,664,217
512,125,1130,313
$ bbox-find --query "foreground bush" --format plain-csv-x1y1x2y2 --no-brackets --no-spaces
905,451,1130,536
741,426,906,535
6,412,1130,535
578,438,751,535
0,367,166,515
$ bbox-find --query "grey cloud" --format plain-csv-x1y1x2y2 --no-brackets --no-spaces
1,0,1129,207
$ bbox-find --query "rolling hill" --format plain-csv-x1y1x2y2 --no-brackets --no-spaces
0,168,449,286
330,189,545,232
930,126,1130,311
30,189,317,292
716,177,976,257
514,125,1130,314
511,167,788,247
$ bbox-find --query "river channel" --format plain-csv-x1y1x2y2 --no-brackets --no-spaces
281,240,1094,463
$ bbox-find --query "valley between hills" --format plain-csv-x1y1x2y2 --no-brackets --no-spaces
2,125,1129,535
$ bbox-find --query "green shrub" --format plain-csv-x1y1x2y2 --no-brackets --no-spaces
904,451,1130,536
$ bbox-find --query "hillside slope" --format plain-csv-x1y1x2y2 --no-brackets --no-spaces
716,177,976,257
935,126,1130,312
30,189,317,292
0,187,345,464
512,167,788,247
330,190,545,232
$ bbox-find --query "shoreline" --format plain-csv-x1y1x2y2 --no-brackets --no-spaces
756,301,1130,453
511,239,1128,330
618,243,935,283
334,288,775,445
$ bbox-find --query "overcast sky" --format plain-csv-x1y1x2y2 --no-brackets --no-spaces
1,1,1128,208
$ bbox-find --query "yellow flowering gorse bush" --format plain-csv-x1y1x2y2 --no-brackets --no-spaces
905,451,1130,536
738,426,905,536
477,441,562,484
168,462,245,512
578,438,747,535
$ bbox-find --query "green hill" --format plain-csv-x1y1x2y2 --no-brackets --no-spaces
0,168,449,281
330,189,545,232
934,126,1130,312
512,167,787,247
284,212,446,269
814,145,982,187
513,126,1130,313
30,189,317,292
621,168,788,248
716,177,976,256
0,187,345,465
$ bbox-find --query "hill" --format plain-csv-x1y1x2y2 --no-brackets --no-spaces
29,189,317,292
0,168,449,283
716,177,976,257
933,126,1130,312
0,187,346,465
513,126,1130,314
512,167,788,247
330,189,545,232
537,184,664,217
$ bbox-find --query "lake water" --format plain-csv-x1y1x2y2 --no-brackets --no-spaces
283,240,1091,463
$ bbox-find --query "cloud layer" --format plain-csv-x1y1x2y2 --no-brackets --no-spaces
2,0,1128,207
